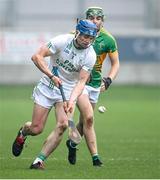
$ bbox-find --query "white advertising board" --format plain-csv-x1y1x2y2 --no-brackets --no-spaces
0,32,52,64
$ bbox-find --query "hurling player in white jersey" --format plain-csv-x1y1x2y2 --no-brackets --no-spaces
12,19,97,169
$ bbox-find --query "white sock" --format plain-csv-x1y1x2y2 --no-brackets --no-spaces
32,157,43,165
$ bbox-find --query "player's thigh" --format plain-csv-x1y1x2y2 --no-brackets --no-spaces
77,94,93,117
32,103,50,128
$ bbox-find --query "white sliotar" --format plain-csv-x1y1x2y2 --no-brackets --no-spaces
98,106,106,113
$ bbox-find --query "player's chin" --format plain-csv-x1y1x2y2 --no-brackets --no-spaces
81,43,89,49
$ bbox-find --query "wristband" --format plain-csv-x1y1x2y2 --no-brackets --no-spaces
103,77,112,90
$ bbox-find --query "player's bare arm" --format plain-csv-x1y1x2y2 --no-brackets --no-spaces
107,50,120,80
67,69,90,113
31,45,61,87
101,51,120,92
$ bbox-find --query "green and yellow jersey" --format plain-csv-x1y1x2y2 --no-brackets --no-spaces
87,28,118,88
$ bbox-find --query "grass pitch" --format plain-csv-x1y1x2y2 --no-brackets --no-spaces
0,85,160,179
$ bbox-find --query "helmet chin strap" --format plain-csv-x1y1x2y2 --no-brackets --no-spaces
74,31,80,41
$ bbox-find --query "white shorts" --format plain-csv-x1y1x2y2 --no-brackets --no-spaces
32,82,71,109
82,85,100,104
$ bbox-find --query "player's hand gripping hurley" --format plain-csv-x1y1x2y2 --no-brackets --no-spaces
52,67,82,144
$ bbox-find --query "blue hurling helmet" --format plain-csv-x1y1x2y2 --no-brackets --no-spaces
76,20,97,37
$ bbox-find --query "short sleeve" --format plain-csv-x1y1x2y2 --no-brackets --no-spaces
46,35,66,54
106,35,118,53
109,38,118,53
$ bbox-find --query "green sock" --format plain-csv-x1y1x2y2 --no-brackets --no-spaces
38,152,47,161
92,154,99,161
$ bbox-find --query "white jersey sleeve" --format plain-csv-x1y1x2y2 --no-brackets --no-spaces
47,34,67,54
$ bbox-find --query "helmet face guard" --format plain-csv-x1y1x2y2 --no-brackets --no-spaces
76,19,97,37
85,7,104,20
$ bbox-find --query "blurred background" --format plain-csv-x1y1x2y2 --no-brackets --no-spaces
0,0,160,85
0,1,160,178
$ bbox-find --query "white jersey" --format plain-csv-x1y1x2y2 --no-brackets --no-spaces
40,34,96,89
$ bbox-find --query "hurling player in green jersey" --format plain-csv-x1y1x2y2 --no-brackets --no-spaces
66,7,120,166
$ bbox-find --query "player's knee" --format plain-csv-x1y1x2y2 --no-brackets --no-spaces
57,120,68,132
30,124,44,135
62,122,68,130
85,115,94,128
